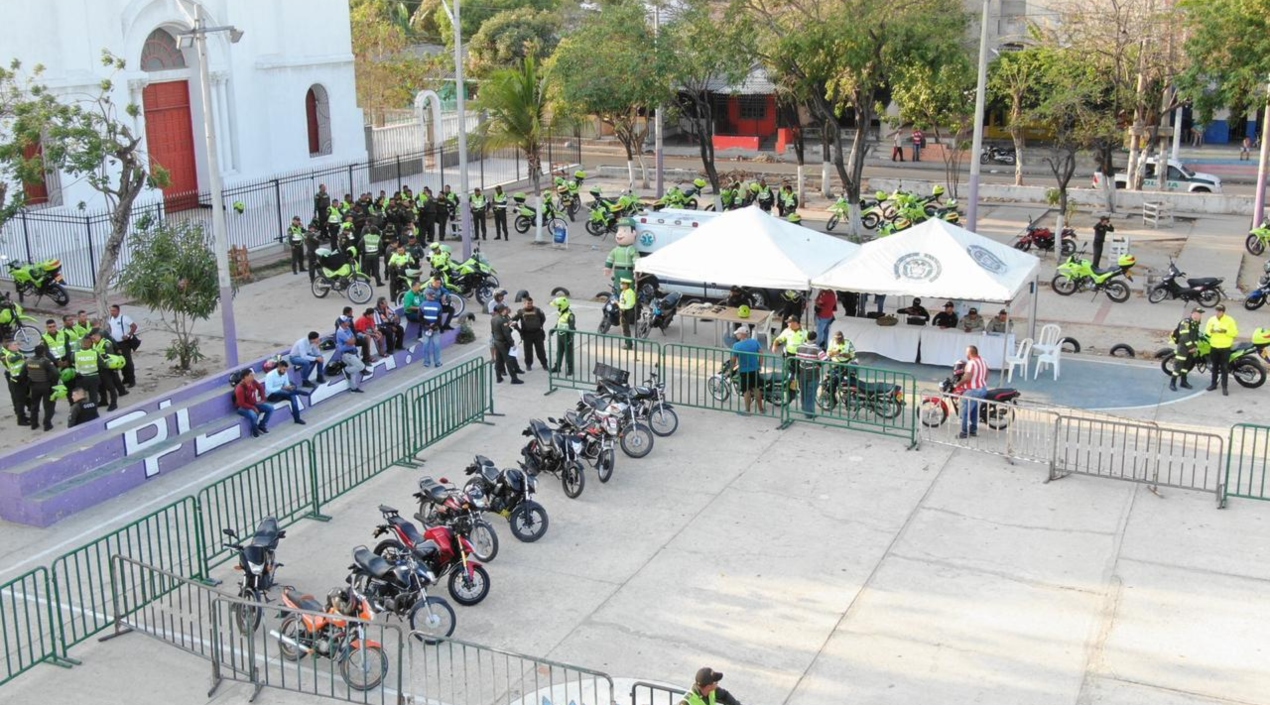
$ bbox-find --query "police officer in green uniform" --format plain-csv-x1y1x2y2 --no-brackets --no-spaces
285,216,306,275
550,297,576,376
360,226,384,286
326,199,343,244
41,319,71,363
72,337,102,406
387,243,414,303
314,184,331,227
679,668,743,705
1170,307,1203,391
90,329,123,411
469,188,488,240
305,222,323,282
618,278,638,349
778,183,798,217
442,185,460,237
756,179,775,213
3,339,29,426
492,185,509,240
416,188,433,243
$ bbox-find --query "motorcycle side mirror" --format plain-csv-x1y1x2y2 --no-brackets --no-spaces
439,477,449,484
222,528,238,538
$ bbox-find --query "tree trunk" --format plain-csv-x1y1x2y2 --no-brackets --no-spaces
529,154,544,244
93,167,145,319
821,128,833,197
1010,129,1025,186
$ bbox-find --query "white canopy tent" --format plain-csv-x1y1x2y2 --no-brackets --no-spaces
634,206,860,291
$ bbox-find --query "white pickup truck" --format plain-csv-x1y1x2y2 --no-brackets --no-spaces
1096,157,1223,194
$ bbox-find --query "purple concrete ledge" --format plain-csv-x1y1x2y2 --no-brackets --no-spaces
0,327,462,527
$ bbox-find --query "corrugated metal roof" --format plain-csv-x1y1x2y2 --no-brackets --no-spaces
702,66,776,95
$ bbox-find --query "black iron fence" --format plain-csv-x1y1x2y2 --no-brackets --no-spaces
0,136,582,290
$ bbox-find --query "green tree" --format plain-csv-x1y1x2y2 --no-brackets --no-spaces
474,56,563,243
553,1,671,188
1178,0,1270,143
0,62,74,226
988,48,1047,186
468,7,559,78
352,1,437,125
891,56,976,200
434,0,559,49
748,0,968,233
115,219,222,371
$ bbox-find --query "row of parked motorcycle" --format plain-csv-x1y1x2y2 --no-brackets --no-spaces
824,186,962,235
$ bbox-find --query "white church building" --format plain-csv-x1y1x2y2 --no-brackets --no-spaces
10,0,366,212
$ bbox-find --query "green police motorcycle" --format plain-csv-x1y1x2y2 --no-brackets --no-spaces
1246,220,1270,256
1051,250,1135,303
1160,333,1266,388
2,256,70,306
0,291,41,353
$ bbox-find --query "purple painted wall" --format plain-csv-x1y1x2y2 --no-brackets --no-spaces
0,328,461,527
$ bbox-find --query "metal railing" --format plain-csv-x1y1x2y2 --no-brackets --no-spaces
312,393,411,505
104,555,219,662
630,681,686,705
918,390,1058,465
404,358,491,450
1225,423,1270,504
659,343,786,422
787,359,917,444
547,331,662,395
0,567,75,685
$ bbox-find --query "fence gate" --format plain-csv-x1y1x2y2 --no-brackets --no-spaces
406,634,614,705
1225,423,1270,505
919,395,1058,465
1049,417,1225,504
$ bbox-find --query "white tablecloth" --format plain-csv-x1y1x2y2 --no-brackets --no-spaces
833,319,1014,369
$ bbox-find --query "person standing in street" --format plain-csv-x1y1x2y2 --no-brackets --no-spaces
107,304,138,388
286,216,307,275
957,345,988,439
813,289,837,351
795,331,826,419
1170,307,1203,391
511,297,549,371
911,128,924,162
469,188,488,241
890,128,906,162
492,185,509,240
3,339,28,426
314,184,331,227
1092,215,1115,269
618,278,637,350
24,343,57,431
359,226,384,287
490,303,523,384
550,297,576,377
1205,303,1238,395
731,327,765,415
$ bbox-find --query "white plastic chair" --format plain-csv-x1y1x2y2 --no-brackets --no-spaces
1032,324,1061,357
1034,343,1062,380
1005,337,1032,383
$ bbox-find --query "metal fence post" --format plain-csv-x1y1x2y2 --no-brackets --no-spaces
84,216,96,288
396,155,403,190
346,164,354,196
272,179,284,240
20,210,32,262
515,148,521,182
306,439,332,522
440,145,447,190
479,143,485,189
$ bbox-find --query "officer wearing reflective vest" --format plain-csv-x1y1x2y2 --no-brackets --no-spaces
469,188,488,241
387,243,415,303
550,296,575,376
326,200,343,243
679,668,743,705
338,214,357,249
360,226,384,287
286,216,306,275
492,185,509,240
72,337,103,406
415,189,433,242
42,319,71,362
3,339,28,426
772,317,808,357
618,278,637,349
90,329,124,411
1170,307,1203,392
304,222,323,282
755,180,775,212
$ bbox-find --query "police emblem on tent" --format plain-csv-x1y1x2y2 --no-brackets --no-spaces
967,245,1007,274
893,252,942,282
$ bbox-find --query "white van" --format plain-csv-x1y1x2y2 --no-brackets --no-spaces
1096,157,1223,193
632,208,725,256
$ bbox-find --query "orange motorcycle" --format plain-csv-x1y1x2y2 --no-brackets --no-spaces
273,584,389,692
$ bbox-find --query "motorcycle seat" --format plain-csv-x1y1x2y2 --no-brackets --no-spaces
1232,342,1255,355
1093,264,1121,276
564,410,585,428
353,547,396,580
283,587,324,613
417,477,450,504
249,518,281,548
378,504,399,515
633,385,655,398
580,393,602,409
474,455,494,468
985,387,1020,402
1186,277,1221,287
388,515,426,545
852,380,900,396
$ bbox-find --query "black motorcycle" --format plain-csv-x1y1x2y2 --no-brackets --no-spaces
410,476,499,562
461,455,549,542
347,545,456,643
576,386,656,458
637,291,683,338
222,517,286,634
980,145,1017,165
1147,259,1224,307
589,371,679,438
520,419,586,498
815,363,906,419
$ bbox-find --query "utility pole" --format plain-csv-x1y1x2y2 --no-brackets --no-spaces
452,0,472,259
967,0,990,232
654,4,664,198
1253,77,1270,229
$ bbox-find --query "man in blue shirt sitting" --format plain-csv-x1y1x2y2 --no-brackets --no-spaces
335,318,367,393
731,327,765,415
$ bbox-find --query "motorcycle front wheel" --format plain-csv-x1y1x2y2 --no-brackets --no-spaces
861,213,880,230
49,284,69,307
596,448,615,483
815,383,838,411
1246,234,1266,256
12,324,40,354
585,220,604,236
985,403,1015,430
598,318,613,334
509,501,549,542
277,614,305,661
1103,280,1131,303
233,588,262,635
1245,293,1267,311
1014,240,1032,252
469,520,499,562
446,293,467,318
1060,240,1077,257
826,215,839,231
870,395,904,420
980,152,990,164
349,278,374,305
340,643,389,691
409,596,457,644
1147,285,1170,304
373,539,408,561
562,460,585,498
311,276,333,298
448,565,491,605
619,423,655,458
647,406,679,436
1233,359,1267,388
1198,289,1222,308
1050,275,1078,296
919,398,949,428
706,375,731,402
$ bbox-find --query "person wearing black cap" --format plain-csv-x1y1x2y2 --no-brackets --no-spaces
1169,307,1203,392
932,301,958,329
897,297,930,324
680,667,743,705
1092,215,1115,269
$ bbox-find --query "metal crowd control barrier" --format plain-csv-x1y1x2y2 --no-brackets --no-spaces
547,330,661,394
660,343,786,422
102,555,220,662
1050,416,1226,503
313,394,411,505
630,680,686,705
918,390,1058,465
405,358,492,450
788,359,918,444
212,595,405,705
406,633,615,705
0,567,75,685
1225,423,1270,505
51,496,208,650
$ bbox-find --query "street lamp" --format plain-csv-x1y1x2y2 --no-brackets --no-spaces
966,0,990,233
176,12,242,368
438,0,473,258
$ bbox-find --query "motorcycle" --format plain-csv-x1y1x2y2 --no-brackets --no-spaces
346,545,456,643
411,476,499,562
461,455,549,542
585,189,641,238
554,409,619,483
920,377,1022,428
435,247,500,307
312,246,374,305
1051,251,1136,303
598,291,623,334
814,362,906,419
580,381,657,457
222,517,286,634
0,291,41,353
1014,217,1077,256
513,192,562,234
372,503,491,606
1245,220,1270,256
519,418,587,498
2,256,69,307
588,369,678,438
554,170,586,221
1245,274,1270,311
980,145,1017,165
274,584,390,691
637,291,682,338
1147,259,1224,307
652,179,707,211
1159,335,1266,388
707,358,792,407
824,195,855,231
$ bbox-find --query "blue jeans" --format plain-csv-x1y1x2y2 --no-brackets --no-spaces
289,356,323,383
815,317,833,349
236,403,275,430
421,331,442,366
267,391,302,421
960,388,988,434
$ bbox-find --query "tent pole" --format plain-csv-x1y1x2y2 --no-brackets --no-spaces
1028,274,1040,343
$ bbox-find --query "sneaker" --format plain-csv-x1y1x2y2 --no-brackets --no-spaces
118,389,129,397
252,428,260,438
302,381,316,389
422,363,431,368
316,378,327,385
294,419,307,425
511,378,524,385
259,425,269,434
958,432,969,439
435,361,442,367
107,404,118,412
349,388,365,394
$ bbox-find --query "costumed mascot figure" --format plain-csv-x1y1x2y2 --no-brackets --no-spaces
604,218,640,292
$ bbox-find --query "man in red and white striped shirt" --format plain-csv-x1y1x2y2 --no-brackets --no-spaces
958,345,988,438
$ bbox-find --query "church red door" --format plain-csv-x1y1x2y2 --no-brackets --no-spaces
143,81,199,211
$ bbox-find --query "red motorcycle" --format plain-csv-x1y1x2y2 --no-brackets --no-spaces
274,584,389,691
372,504,491,606
919,377,1021,429
412,476,499,562
1014,217,1077,256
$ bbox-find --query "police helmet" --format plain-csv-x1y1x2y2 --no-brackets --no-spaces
551,296,571,311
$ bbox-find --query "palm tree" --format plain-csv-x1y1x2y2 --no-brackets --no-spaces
474,55,560,243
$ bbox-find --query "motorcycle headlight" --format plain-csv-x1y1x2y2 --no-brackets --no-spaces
247,561,264,575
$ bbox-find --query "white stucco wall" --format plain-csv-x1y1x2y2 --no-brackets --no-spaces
5,0,365,210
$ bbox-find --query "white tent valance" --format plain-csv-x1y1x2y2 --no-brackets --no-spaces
810,218,1040,303
634,206,859,291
